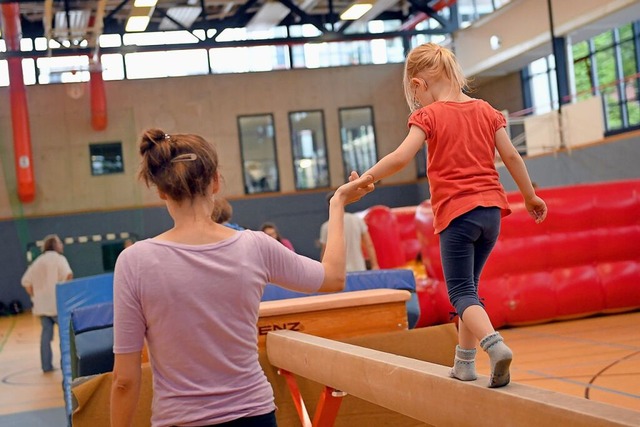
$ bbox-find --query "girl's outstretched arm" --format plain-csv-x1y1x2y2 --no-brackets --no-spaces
495,127,547,223
363,126,426,182
319,173,375,292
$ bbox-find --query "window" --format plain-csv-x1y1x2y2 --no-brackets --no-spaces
238,114,279,194
289,110,329,190
568,21,640,133
0,24,411,83
37,55,89,84
572,40,594,101
89,142,124,176
456,0,506,29
524,55,558,115
124,49,209,79
339,107,377,180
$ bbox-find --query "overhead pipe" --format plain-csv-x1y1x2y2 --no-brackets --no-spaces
89,58,107,130
89,0,108,131
1,3,36,203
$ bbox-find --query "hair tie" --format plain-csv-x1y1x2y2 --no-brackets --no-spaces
171,153,198,163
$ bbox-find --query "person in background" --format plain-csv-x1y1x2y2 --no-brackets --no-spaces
212,196,244,230
319,191,379,272
110,128,374,427
260,222,294,252
21,234,73,373
358,42,547,388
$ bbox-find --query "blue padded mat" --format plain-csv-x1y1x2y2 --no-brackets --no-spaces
56,273,114,422
73,327,115,378
71,302,113,334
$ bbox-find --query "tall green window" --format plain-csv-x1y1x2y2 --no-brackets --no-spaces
570,22,640,133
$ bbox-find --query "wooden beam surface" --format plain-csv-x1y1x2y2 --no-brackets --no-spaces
259,289,411,317
266,330,640,427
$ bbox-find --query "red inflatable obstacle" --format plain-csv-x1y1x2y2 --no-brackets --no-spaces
364,206,406,269
364,205,423,268
364,179,640,329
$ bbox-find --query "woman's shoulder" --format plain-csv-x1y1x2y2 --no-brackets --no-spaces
229,229,276,249
116,238,152,263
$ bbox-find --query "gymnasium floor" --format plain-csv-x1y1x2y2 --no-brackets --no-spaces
0,310,638,425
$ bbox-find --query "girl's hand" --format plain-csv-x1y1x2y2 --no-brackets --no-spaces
333,172,375,206
526,195,547,224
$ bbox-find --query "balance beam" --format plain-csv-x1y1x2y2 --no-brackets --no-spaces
266,330,640,427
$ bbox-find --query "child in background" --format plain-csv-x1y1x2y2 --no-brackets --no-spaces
212,196,245,230
260,222,295,252
360,43,547,388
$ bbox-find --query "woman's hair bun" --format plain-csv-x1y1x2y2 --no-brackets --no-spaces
137,128,219,202
140,128,167,155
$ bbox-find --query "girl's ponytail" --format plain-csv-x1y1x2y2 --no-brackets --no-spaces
440,48,468,93
402,43,470,111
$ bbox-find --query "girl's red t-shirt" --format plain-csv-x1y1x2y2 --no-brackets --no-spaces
408,99,511,234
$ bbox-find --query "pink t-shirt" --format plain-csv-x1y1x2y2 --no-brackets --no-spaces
113,230,324,426
408,99,511,233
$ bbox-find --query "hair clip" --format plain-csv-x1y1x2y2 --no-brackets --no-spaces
164,134,171,141
171,153,197,163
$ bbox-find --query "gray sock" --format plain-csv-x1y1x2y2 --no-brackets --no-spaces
480,332,513,388
449,345,477,381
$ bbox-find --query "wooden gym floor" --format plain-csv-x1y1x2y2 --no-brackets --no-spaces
0,310,638,420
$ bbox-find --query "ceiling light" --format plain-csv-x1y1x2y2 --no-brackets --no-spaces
340,3,373,20
126,16,151,32
490,35,502,50
299,159,313,168
134,0,158,7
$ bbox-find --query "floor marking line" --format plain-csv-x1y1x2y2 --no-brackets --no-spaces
585,350,640,400
522,369,640,400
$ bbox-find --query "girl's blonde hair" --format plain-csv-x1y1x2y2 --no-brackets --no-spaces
403,43,469,111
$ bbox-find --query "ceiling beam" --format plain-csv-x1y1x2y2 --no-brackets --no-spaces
0,26,453,60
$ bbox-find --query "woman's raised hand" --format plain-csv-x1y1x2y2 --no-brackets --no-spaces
332,172,375,206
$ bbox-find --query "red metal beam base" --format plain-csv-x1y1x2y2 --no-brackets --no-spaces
278,369,345,427
312,387,345,426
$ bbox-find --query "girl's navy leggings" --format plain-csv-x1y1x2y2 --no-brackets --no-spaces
439,206,501,318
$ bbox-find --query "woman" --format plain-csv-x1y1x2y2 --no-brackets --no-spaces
110,129,373,426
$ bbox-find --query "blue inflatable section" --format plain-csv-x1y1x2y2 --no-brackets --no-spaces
263,269,420,328
56,273,114,423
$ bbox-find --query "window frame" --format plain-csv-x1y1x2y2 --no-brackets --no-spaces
89,141,125,176
288,109,331,191
338,106,378,181
237,113,281,195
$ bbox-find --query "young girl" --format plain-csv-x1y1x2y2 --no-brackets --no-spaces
110,129,374,426
360,43,547,388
